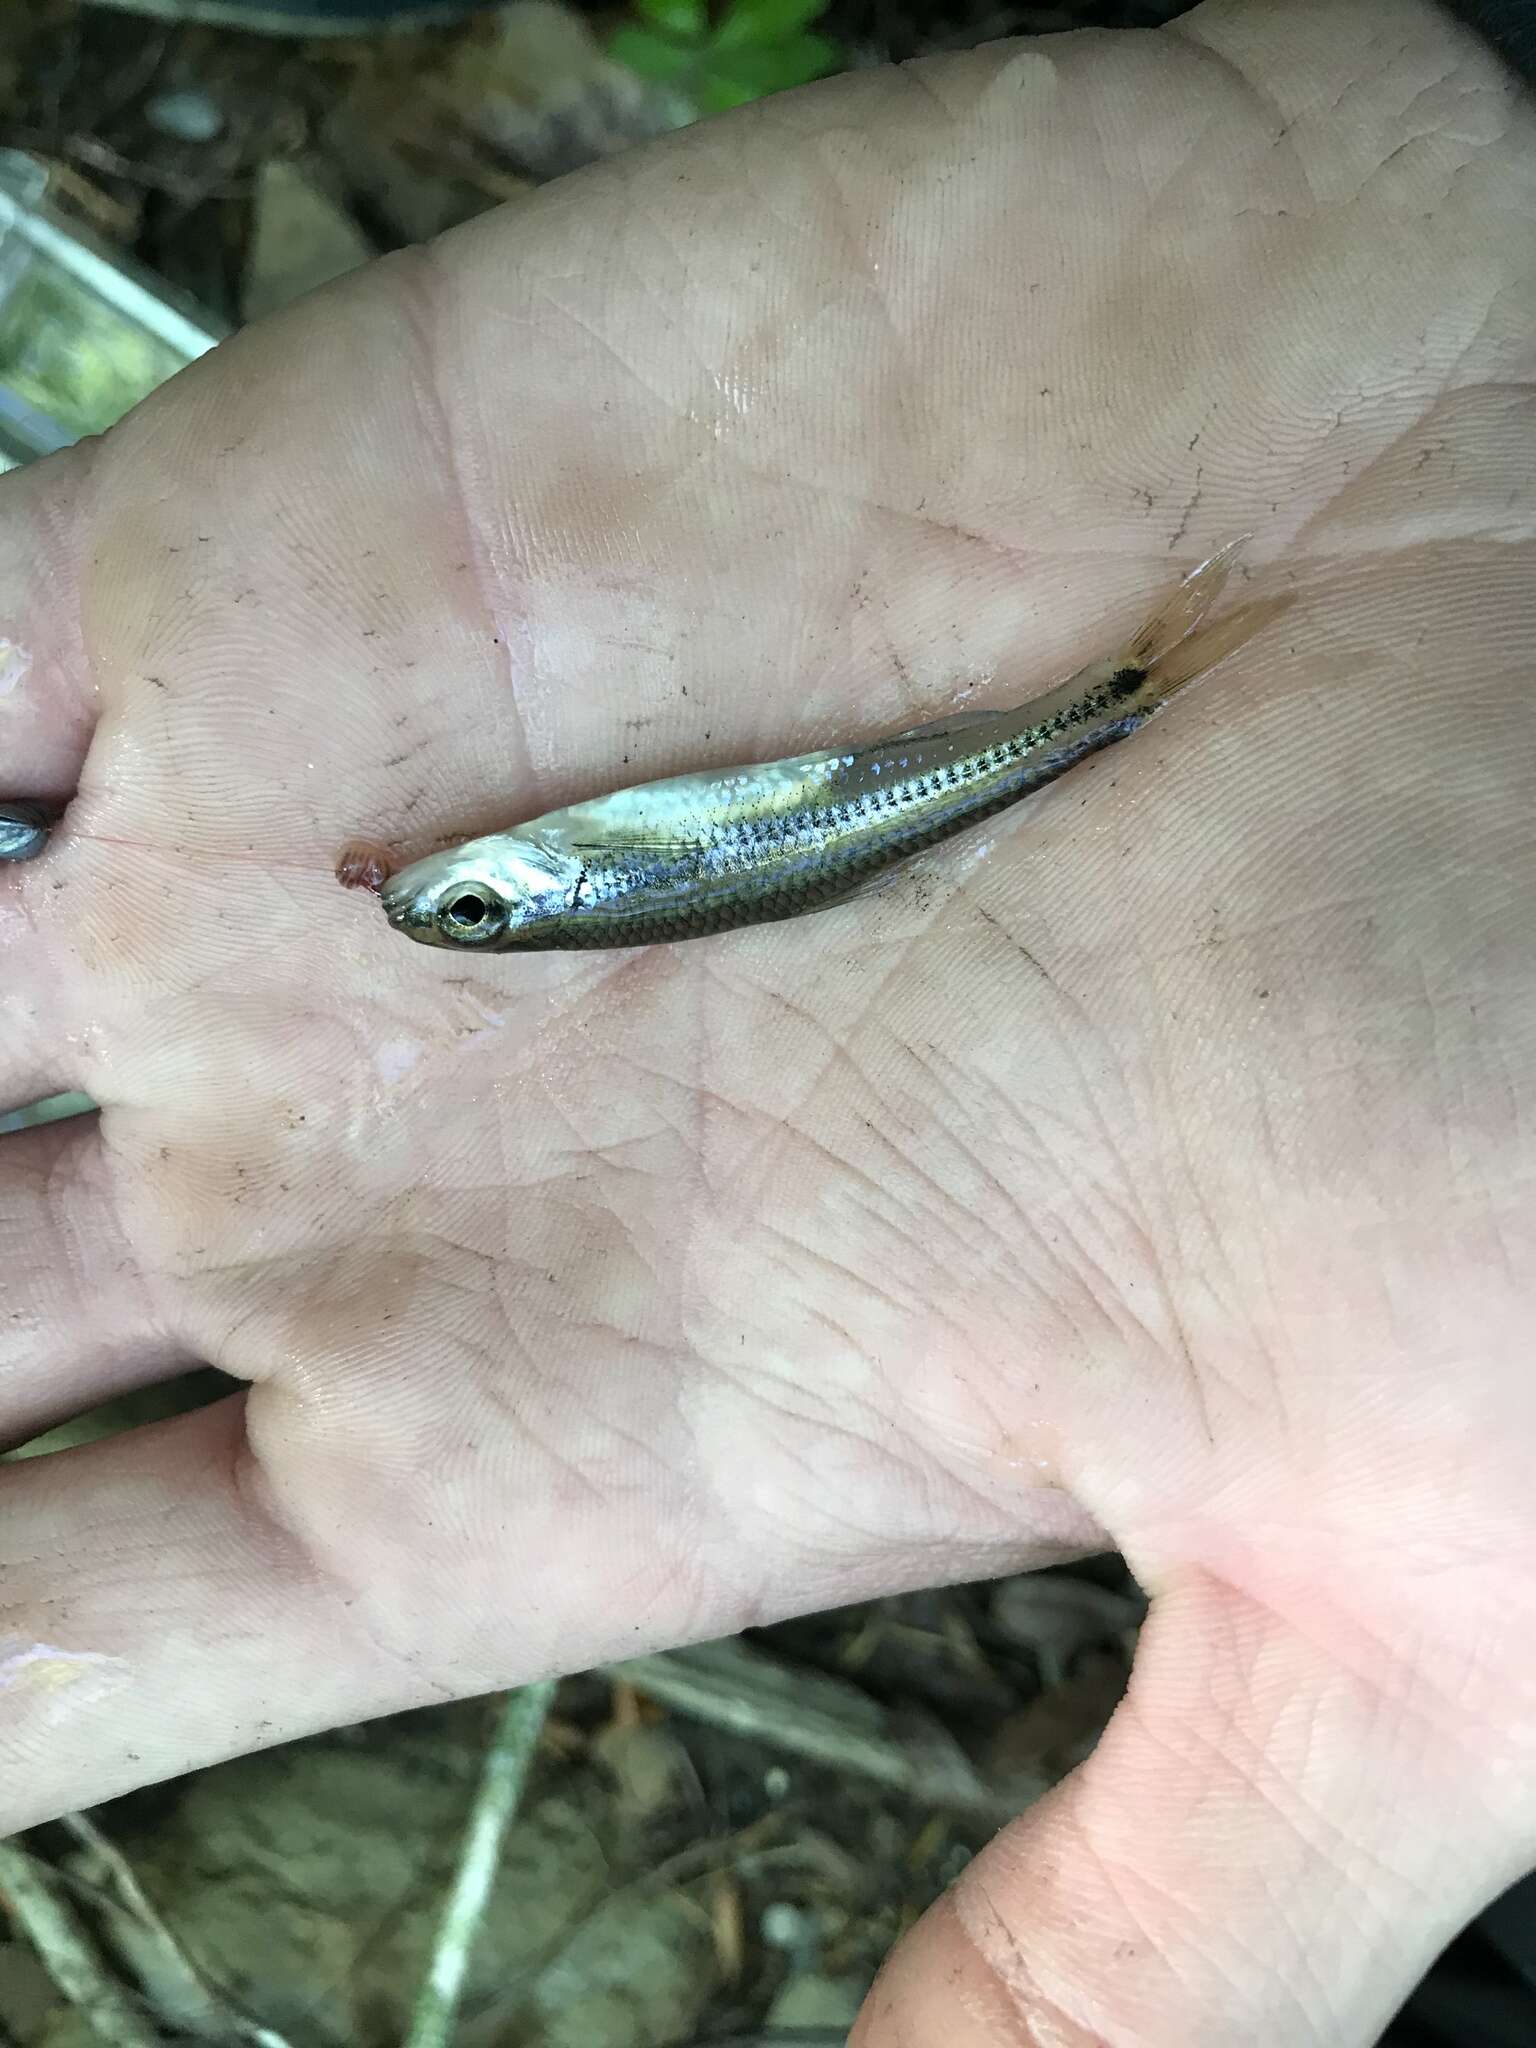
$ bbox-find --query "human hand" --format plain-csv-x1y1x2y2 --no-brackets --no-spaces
3,2,1533,2040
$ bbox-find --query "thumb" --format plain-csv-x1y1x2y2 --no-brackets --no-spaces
851,1567,1531,2047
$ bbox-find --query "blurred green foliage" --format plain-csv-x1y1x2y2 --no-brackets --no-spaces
610,0,841,113
0,262,186,443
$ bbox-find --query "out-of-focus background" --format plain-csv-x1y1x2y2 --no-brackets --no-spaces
0,0,1183,474
1,3,1532,2043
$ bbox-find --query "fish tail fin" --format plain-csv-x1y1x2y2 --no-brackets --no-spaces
1127,535,1252,668
1119,537,1293,706
1142,592,1296,703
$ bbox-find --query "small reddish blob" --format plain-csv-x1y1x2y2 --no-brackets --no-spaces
334,839,396,893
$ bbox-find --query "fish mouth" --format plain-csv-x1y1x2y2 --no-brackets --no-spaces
380,881,432,936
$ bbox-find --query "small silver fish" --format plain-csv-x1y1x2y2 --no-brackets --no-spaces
0,802,48,863
381,539,1278,954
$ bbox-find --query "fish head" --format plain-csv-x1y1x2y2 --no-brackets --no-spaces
381,832,575,951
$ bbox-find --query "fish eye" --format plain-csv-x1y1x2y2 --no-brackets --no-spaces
436,885,506,943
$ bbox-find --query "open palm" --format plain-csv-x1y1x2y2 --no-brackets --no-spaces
4,3,1535,2040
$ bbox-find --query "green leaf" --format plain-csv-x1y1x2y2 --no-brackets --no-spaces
711,0,830,51
704,31,838,95
697,74,763,111
609,24,700,82
635,0,708,39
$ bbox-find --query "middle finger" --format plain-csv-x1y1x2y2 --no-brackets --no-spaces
0,1114,193,1450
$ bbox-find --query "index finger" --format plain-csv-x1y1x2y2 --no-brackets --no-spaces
0,450,97,802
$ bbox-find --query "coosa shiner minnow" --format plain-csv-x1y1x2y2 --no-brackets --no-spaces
377,540,1283,954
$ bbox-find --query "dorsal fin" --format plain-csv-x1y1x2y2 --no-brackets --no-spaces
888,706,1010,746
